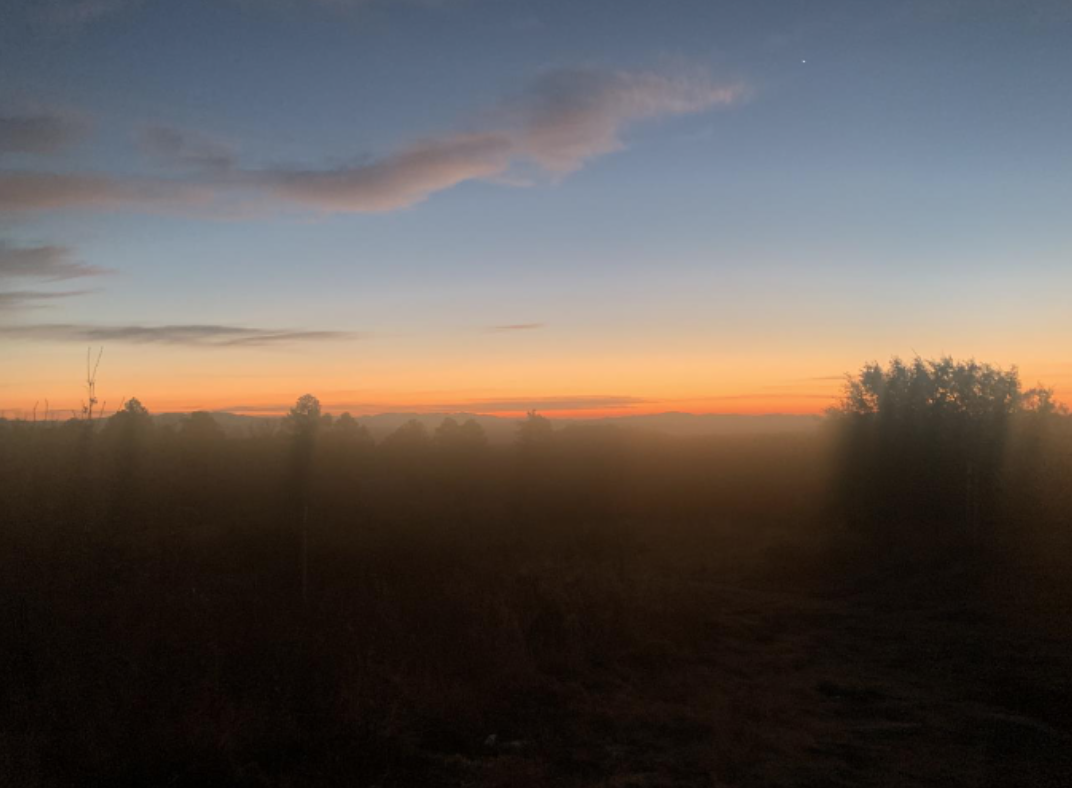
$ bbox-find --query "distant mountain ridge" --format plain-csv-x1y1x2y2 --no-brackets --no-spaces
153,410,821,442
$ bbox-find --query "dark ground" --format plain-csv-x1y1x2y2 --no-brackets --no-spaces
410,540,1072,788
2,419,1071,786
458,570,1072,787
5,519,1070,788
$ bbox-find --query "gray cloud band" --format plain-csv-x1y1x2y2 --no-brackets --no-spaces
0,242,111,280
0,323,356,346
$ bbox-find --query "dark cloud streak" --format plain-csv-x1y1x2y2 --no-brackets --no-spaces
0,290,92,310
0,323,357,346
137,126,236,172
0,242,111,280
0,112,91,156
485,322,545,333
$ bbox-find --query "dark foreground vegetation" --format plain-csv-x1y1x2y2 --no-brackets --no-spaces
2,358,1071,787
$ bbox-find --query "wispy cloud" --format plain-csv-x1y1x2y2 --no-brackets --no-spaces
0,322,357,346
137,125,236,172
0,171,210,213
484,322,545,333
0,242,111,280
0,111,92,156
217,329,358,347
0,290,92,310
0,67,743,215
260,132,514,213
258,67,743,212
506,67,743,175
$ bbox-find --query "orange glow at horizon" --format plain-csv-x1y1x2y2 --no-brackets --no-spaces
3,342,1069,421
4,373,1070,421
0,394,843,421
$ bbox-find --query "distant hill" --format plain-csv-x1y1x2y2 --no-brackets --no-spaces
153,410,820,442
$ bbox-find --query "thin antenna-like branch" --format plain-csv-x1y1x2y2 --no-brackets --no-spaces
82,347,103,422
91,347,102,382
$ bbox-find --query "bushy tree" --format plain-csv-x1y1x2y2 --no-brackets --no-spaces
331,412,374,447
381,419,430,458
516,410,553,448
459,418,488,448
285,393,323,437
284,394,322,604
106,397,153,434
434,417,488,453
828,356,1050,536
181,411,224,442
832,357,1021,421
101,397,154,512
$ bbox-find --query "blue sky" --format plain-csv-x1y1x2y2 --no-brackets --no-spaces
2,0,1070,415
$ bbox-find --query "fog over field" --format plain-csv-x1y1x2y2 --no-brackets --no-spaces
148,411,821,442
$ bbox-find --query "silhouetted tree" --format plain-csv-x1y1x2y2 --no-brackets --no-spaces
829,356,1030,539
285,393,323,438
459,418,487,447
331,412,374,447
434,417,488,453
516,410,553,449
513,411,556,518
103,398,154,454
181,411,225,442
1021,386,1068,418
174,411,225,508
285,394,324,492
382,419,430,453
102,397,154,520
106,397,152,434
286,394,322,604
319,412,375,497
434,416,462,445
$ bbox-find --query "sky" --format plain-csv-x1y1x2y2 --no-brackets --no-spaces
1,0,1070,418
